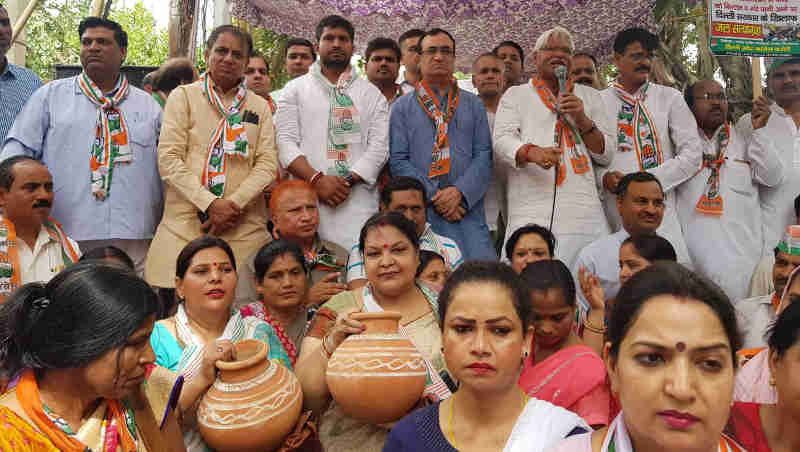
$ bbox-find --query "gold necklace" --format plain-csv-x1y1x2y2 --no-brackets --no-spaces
447,390,529,450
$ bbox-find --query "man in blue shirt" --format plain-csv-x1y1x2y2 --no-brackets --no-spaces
0,3,42,145
0,17,162,274
389,28,495,261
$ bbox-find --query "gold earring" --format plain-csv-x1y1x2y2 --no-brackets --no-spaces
770,375,776,387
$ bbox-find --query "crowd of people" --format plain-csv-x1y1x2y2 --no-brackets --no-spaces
0,3,799,450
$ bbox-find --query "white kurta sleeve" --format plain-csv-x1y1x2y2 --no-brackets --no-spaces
648,93,703,192
579,86,615,167
748,127,785,187
275,81,304,169
350,86,389,186
493,86,526,169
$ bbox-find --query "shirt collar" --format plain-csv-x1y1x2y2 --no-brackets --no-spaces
72,73,124,96
0,60,16,80
698,122,730,143
760,292,777,305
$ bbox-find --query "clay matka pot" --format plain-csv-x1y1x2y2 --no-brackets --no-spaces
326,311,427,424
197,339,303,452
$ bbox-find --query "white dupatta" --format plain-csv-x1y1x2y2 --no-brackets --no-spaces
504,398,590,452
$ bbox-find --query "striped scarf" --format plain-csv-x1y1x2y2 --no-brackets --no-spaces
200,73,249,197
416,79,459,179
78,73,131,200
311,62,361,177
614,81,662,170
696,123,730,216
601,413,744,452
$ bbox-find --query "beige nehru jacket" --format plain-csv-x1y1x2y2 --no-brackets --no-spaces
145,79,277,288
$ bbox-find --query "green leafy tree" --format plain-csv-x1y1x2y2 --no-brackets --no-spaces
23,0,168,80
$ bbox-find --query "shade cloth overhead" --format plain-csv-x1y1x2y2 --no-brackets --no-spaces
232,0,657,72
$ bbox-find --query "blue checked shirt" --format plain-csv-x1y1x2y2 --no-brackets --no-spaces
0,61,42,145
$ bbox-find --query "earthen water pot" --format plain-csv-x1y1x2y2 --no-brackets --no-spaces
326,311,427,424
197,339,303,452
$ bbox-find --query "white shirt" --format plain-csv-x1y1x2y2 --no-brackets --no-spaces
18,227,81,285
597,83,702,269
493,82,613,267
676,124,783,301
275,70,390,250
748,253,775,298
571,229,629,314
737,104,800,253
485,111,502,231
734,293,776,349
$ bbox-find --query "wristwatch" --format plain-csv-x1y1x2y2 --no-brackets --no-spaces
343,172,357,186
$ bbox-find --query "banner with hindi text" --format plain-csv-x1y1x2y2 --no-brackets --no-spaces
709,0,800,56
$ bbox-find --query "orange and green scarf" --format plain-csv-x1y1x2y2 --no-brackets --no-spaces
416,79,459,179
200,73,249,197
79,73,132,201
614,80,662,170
311,62,361,178
696,123,730,216
0,215,79,303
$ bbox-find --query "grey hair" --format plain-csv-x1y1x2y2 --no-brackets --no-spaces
533,26,575,54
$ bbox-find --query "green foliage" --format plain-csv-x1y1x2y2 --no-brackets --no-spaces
22,0,168,80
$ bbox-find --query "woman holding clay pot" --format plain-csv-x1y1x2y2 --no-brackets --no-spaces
295,212,452,452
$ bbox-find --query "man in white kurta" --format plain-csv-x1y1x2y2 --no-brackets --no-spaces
736,57,800,257
275,17,389,251
678,80,783,302
494,27,614,267
597,29,701,269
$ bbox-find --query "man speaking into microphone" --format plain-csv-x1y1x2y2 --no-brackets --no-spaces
493,26,616,267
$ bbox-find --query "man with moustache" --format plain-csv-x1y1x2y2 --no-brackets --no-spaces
389,28,496,260
736,225,800,348
365,37,403,104
494,26,614,267
245,51,275,112
0,156,80,295
597,27,702,270
678,80,782,301
493,40,524,88
571,52,603,89
0,3,42,146
472,52,506,248
398,29,424,94
1,17,162,274
275,15,389,251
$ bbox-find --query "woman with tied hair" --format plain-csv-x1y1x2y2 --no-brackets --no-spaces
296,212,450,452
547,261,744,452
0,262,184,451
149,236,289,451
384,261,589,452
518,260,611,428
727,299,800,451
505,223,556,274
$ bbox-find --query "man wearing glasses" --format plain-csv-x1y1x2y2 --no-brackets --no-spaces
596,27,702,270
398,29,425,94
389,28,496,260
678,79,782,301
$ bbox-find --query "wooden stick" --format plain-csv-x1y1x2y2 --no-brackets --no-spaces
10,0,43,45
752,56,763,99
90,0,105,17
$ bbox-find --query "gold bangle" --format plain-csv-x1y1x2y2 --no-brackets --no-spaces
321,333,335,358
583,317,606,334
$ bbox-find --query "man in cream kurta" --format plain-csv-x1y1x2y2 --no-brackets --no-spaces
493,28,615,267
146,80,277,288
274,18,388,251
678,80,783,302
597,29,702,269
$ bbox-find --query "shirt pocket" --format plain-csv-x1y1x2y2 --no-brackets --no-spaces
726,160,756,197
127,118,158,151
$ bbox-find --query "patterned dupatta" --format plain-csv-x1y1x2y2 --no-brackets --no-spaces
311,62,361,177
416,79,459,179
530,77,589,186
601,413,744,452
199,72,249,197
696,123,730,216
361,283,452,402
0,215,80,303
239,301,300,366
16,369,138,452
614,80,663,171
78,73,132,201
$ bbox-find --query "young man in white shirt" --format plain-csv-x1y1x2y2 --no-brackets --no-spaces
274,15,389,251
597,28,702,269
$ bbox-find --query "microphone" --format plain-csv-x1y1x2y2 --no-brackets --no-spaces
555,65,568,93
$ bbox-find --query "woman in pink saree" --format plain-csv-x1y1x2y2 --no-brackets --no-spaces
518,260,611,428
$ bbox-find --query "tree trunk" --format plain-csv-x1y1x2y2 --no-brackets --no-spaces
718,56,754,122
168,0,195,57
655,4,690,89
694,3,717,81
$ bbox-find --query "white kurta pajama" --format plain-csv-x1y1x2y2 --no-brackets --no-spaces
275,68,389,251
676,124,783,302
737,104,800,255
494,83,614,268
598,84,703,269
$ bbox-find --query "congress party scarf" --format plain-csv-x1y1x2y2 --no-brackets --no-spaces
200,72,249,197
0,215,79,303
311,62,361,177
531,77,589,186
696,123,730,216
79,73,132,201
614,81,663,170
601,413,744,452
416,78,460,179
